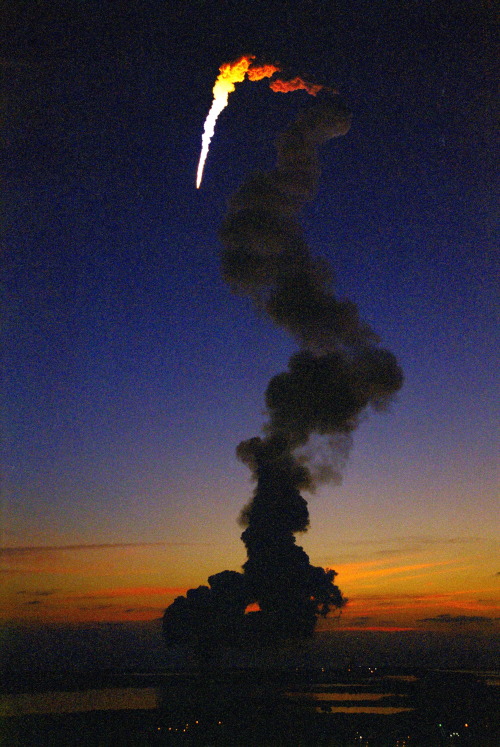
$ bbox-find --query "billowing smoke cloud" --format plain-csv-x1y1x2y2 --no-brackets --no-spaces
163,93,403,651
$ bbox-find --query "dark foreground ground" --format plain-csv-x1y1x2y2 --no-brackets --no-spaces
2,668,498,746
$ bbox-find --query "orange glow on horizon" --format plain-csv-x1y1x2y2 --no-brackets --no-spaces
339,626,417,632
66,585,188,599
3,535,498,627
333,560,452,582
1,584,189,624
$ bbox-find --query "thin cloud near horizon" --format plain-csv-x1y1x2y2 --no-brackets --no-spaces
0,541,212,556
417,614,498,625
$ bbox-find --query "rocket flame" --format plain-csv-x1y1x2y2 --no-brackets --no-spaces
247,63,281,81
269,77,324,96
196,56,327,188
196,55,280,189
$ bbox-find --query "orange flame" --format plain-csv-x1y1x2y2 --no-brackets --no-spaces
269,77,324,96
196,55,280,188
247,63,281,81
245,602,261,613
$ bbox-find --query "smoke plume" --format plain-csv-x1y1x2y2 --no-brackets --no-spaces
163,92,403,651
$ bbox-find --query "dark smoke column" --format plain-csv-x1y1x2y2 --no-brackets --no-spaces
163,94,403,650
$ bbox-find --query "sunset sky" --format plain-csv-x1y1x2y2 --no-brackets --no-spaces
2,1,498,636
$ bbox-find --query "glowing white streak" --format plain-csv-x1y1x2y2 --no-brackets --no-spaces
195,57,254,188
196,94,231,189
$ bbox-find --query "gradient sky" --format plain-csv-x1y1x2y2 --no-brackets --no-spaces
2,1,498,633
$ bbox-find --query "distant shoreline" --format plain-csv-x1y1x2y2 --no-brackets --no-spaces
2,668,498,746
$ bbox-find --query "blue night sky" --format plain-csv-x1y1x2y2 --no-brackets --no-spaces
2,1,498,628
